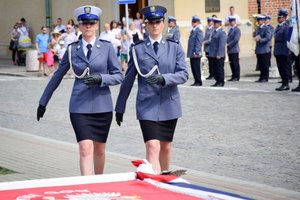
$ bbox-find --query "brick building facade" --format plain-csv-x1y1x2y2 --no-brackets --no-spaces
248,0,291,18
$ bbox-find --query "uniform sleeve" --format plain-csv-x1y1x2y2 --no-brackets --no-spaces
100,43,123,87
115,48,138,114
259,28,272,44
228,28,241,48
39,47,70,106
194,29,203,55
217,32,227,57
162,43,189,87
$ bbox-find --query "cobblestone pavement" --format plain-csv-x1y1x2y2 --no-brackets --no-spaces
0,69,299,194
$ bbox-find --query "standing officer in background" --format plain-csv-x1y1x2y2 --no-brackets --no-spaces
166,16,180,42
37,5,123,175
254,15,272,82
203,17,215,80
274,9,291,91
209,18,227,87
227,17,241,81
187,16,203,86
115,5,188,173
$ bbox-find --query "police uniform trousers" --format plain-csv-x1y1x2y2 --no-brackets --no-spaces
70,112,113,143
275,55,290,84
256,53,269,81
211,57,225,84
139,119,178,143
228,53,240,80
190,58,202,84
206,52,214,77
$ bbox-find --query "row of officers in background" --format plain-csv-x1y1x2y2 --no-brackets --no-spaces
166,8,300,92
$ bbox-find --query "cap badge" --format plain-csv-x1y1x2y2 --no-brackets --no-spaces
84,7,91,14
150,6,155,12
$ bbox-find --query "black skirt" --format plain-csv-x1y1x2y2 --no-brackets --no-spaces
70,112,112,143
139,119,178,142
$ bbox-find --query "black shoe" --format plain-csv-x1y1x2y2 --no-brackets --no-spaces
291,85,300,92
228,78,239,82
191,82,202,86
206,75,214,80
255,79,268,83
275,85,290,91
211,82,224,87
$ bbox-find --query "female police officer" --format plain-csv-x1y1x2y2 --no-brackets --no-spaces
37,5,123,175
115,5,188,173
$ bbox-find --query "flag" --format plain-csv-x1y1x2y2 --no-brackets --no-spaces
287,0,300,56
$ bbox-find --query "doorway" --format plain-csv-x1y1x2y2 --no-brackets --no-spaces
119,0,148,23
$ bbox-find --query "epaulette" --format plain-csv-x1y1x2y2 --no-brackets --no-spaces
133,40,144,46
99,39,111,43
166,38,179,44
68,40,80,47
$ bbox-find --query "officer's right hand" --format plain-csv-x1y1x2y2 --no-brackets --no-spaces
37,104,46,121
116,112,123,126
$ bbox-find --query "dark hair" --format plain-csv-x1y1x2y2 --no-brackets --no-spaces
110,20,118,29
20,18,26,22
212,14,217,18
68,19,75,26
41,26,46,30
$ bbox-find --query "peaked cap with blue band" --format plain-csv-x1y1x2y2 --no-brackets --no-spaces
213,18,222,23
207,17,214,22
256,15,266,21
277,8,288,17
192,15,200,22
228,16,236,22
140,5,167,22
74,5,102,23
168,16,176,23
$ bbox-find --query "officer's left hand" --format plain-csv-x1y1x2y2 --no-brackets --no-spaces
146,74,165,86
82,74,102,85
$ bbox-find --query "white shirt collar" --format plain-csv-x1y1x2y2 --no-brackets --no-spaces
82,37,96,56
149,35,162,45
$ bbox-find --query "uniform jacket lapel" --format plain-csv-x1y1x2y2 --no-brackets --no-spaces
75,41,87,63
145,38,158,62
156,39,166,58
89,40,102,62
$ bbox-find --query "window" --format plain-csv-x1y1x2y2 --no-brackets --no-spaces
205,0,220,12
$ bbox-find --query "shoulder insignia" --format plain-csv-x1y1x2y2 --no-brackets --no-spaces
99,39,111,43
166,38,179,44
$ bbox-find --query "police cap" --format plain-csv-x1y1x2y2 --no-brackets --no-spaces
140,5,167,22
168,16,176,23
256,15,266,21
213,18,222,23
192,15,200,23
74,5,102,24
228,16,236,22
278,9,288,17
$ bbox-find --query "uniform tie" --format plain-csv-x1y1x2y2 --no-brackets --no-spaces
86,44,92,60
153,41,159,54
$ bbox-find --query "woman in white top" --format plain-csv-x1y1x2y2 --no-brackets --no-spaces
127,22,143,44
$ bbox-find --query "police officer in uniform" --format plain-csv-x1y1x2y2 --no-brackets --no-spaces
209,18,227,87
254,15,272,82
274,9,291,91
187,16,203,86
37,5,123,175
203,17,215,80
166,16,181,42
227,17,241,81
115,5,188,173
